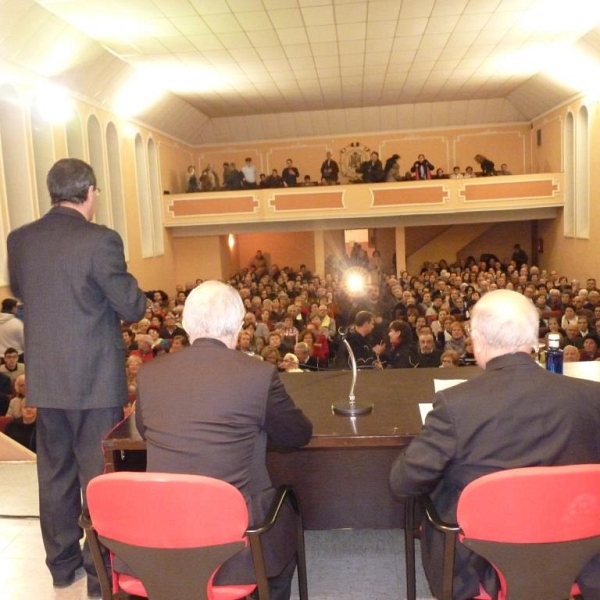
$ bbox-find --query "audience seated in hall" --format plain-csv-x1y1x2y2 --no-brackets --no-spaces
146,247,600,385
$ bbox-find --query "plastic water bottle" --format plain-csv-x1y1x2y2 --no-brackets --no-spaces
546,333,563,374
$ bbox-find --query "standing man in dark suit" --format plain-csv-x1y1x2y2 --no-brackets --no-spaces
7,158,146,597
135,280,312,600
320,151,339,184
390,289,600,599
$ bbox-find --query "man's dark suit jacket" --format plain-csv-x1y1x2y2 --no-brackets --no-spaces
135,337,313,583
7,206,145,409
390,352,600,599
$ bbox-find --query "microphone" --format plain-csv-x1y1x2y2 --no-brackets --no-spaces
332,337,374,416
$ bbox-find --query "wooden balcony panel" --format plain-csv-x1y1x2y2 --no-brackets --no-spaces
372,185,448,207
269,190,345,211
461,177,560,203
167,194,259,218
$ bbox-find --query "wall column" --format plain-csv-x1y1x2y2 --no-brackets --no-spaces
395,226,406,276
314,230,325,277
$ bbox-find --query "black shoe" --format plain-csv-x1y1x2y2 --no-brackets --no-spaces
53,572,76,588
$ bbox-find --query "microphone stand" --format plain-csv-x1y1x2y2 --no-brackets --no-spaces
332,339,374,416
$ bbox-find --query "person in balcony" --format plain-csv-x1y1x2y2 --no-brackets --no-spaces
474,154,496,176
358,151,383,183
410,154,435,180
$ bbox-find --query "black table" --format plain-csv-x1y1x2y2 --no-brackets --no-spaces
102,367,482,529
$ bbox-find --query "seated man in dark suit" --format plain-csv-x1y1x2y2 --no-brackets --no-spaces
390,289,600,599
135,280,313,600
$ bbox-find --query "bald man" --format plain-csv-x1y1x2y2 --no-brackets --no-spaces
562,344,581,362
390,289,600,599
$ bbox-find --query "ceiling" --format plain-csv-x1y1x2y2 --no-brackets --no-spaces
2,0,600,145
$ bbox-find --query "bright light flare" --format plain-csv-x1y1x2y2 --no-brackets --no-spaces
495,43,600,100
32,85,74,123
521,0,600,36
133,63,226,94
343,267,369,296
113,71,165,118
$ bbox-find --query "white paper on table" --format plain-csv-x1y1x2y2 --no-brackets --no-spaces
418,379,468,424
433,379,467,392
419,403,433,423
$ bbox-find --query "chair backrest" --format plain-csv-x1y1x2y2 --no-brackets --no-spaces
87,471,249,549
87,472,253,600
457,465,600,600
457,464,600,543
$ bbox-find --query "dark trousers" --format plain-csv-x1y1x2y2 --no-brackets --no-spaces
36,407,122,582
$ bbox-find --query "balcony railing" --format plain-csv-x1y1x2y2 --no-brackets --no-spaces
163,173,563,233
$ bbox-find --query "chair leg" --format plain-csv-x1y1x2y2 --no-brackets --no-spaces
296,511,309,600
405,497,417,600
79,511,114,600
441,530,456,600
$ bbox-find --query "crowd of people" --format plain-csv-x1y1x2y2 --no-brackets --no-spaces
7,244,599,454
184,151,510,192
111,246,600,399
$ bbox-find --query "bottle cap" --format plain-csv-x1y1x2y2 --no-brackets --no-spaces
548,332,560,348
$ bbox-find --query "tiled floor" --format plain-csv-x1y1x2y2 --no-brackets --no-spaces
0,518,91,599
1,460,434,600
0,518,433,600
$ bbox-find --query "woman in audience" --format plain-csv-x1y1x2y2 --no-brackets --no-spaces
260,345,280,366
445,321,467,358
147,326,170,354
561,305,578,330
544,316,565,346
237,330,255,354
440,350,460,367
124,355,143,416
385,320,416,369
307,316,330,362
136,318,151,334
170,334,189,353
130,334,154,362
580,336,600,361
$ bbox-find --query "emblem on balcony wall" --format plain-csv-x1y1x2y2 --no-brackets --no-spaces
340,142,372,181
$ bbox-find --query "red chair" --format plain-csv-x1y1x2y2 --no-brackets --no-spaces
405,464,600,600
81,472,308,600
